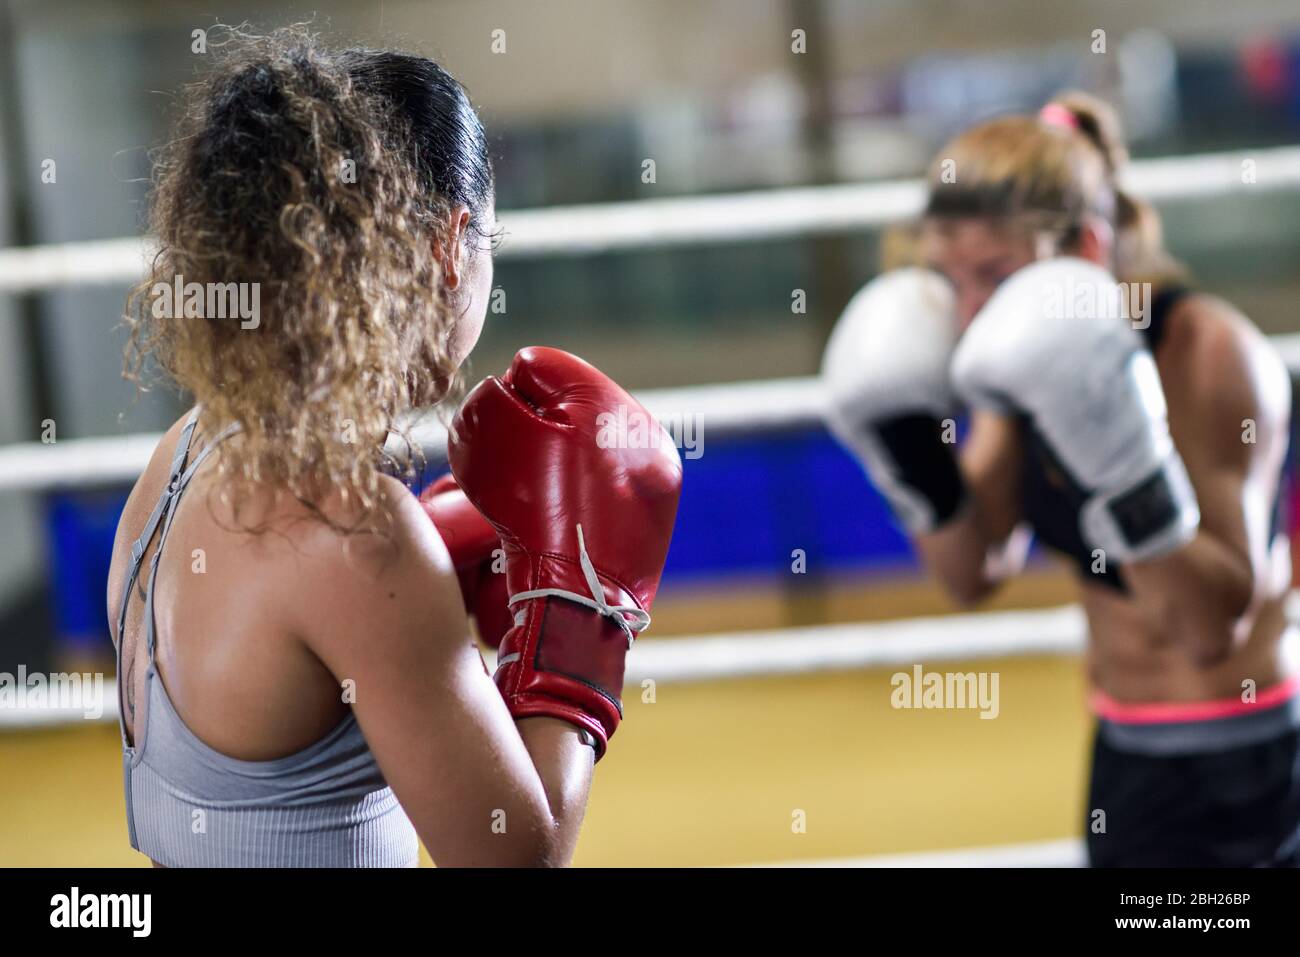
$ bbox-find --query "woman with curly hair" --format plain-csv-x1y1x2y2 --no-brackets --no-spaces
107,27,681,868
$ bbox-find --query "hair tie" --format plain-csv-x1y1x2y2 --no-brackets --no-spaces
1038,103,1079,131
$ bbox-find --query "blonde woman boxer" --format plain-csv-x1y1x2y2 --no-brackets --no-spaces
823,92,1296,867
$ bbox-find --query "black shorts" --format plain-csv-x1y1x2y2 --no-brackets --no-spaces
1087,725,1300,867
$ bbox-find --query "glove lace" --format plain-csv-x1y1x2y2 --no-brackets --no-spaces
508,524,650,648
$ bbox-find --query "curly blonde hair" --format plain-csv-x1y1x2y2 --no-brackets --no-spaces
125,25,477,527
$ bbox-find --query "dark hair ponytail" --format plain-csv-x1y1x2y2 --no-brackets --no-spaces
342,50,495,241
124,25,492,526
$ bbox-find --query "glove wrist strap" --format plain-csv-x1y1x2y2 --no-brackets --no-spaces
507,524,651,648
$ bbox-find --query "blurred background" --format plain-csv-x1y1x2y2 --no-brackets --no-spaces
3,0,1300,866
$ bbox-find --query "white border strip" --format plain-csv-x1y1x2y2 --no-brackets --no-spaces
621,603,1086,685
1,145,1298,292
12,333,1300,492
3,331,1297,495
4,602,1088,729
0,375,832,492
757,838,1086,868
0,701,114,729
9,600,1298,729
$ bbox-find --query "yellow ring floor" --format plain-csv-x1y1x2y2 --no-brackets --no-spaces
0,653,1088,867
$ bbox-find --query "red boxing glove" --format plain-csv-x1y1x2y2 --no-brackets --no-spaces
448,347,683,758
418,474,512,649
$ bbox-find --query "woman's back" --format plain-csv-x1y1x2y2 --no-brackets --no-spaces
105,27,609,868
108,410,420,867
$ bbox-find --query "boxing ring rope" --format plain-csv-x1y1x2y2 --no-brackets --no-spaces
1,139,1299,487
4,146,1300,866
8,588,1292,867
762,838,1087,868
12,339,1300,491
0,600,1092,731
0,139,1298,682
10,589,1298,728
0,375,830,493
1,143,1299,294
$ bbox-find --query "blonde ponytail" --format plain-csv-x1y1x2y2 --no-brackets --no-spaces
1045,91,1188,286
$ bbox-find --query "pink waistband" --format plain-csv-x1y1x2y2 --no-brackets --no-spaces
1090,675,1300,724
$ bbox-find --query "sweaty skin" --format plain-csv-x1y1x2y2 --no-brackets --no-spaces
918,219,1292,705
1082,293,1291,701
108,191,605,867
108,430,593,866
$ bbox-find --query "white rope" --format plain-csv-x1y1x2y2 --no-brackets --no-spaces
0,142,1296,489
1,145,1298,293
620,603,1087,686
20,339,1300,493
0,701,111,729
9,597,1300,730
2,601,1089,729
0,236,155,295
756,838,1086,868
0,431,164,493
0,376,830,492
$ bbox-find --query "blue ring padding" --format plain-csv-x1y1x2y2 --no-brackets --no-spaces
46,422,1300,648
47,428,914,647
45,490,130,648
659,429,912,578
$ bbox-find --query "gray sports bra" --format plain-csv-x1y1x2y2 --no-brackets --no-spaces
114,409,419,867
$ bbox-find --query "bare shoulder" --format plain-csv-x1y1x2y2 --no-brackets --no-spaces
269,473,468,667
106,410,201,641
1160,292,1291,456
248,474,447,596
116,412,196,536
1166,292,1282,371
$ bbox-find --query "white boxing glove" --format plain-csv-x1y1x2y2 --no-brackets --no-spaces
821,269,966,533
951,257,1199,563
